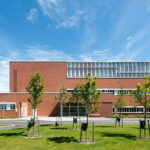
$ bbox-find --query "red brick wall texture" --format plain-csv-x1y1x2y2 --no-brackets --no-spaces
0,62,147,117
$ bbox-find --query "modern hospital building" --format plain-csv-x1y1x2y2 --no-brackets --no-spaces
0,61,150,118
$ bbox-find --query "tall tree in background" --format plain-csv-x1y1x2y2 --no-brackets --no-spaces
26,72,45,135
73,73,101,124
114,81,128,117
131,75,150,123
55,85,68,126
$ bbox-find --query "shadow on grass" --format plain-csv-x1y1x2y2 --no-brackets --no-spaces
47,136,78,143
40,124,53,127
0,132,24,137
101,132,137,140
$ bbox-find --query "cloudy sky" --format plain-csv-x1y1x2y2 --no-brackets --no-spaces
0,0,150,92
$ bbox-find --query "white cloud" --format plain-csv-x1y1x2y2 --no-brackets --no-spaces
79,48,142,62
126,36,132,41
125,24,150,57
0,50,24,93
26,8,38,22
37,0,83,28
25,45,74,61
0,57,10,93
56,16,78,28
0,42,144,93
0,45,74,93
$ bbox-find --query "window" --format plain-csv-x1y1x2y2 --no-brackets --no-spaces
117,106,150,113
0,103,16,110
138,63,142,72
92,68,95,77
67,62,150,78
125,63,128,72
80,68,83,77
129,63,132,72
67,89,74,93
62,103,87,116
121,63,124,72
88,62,91,68
118,63,120,72
112,107,115,113
96,63,99,67
146,63,149,72
100,90,114,94
133,63,136,72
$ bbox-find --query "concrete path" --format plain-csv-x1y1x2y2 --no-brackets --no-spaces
0,117,145,130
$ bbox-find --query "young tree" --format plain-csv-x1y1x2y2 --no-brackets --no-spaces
73,73,101,124
69,83,82,104
55,85,68,126
114,81,128,117
69,83,83,126
131,75,150,123
26,72,45,135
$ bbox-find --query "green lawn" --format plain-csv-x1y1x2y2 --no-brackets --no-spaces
0,124,150,150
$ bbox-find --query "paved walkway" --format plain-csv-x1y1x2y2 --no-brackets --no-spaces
0,117,145,130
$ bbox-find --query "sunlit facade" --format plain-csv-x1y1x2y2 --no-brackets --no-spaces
0,61,150,117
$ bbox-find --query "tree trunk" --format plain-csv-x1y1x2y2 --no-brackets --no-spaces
144,105,147,123
33,108,36,136
144,91,147,123
144,105,147,138
86,109,88,124
120,107,121,118
144,91,147,138
60,102,62,126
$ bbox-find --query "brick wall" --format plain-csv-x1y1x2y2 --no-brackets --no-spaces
0,61,147,117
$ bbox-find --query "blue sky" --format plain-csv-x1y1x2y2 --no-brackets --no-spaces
0,0,150,92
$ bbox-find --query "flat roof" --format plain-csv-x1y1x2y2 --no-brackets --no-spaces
9,61,150,63
10,61,66,63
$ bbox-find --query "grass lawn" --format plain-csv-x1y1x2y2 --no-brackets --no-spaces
0,124,150,150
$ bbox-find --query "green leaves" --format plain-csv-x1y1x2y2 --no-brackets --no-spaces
130,75,150,121
26,72,45,109
130,75,150,106
71,72,101,114
114,81,128,108
55,85,68,103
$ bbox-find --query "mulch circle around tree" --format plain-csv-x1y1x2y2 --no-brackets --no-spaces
24,135,42,139
78,140,95,144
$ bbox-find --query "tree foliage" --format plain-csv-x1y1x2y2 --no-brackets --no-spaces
71,73,101,123
26,72,45,110
131,75,150,121
26,72,45,136
55,85,68,104
114,81,128,109
69,83,82,104
55,85,68,126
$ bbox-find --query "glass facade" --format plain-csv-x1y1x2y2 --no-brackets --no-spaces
117,106,150,113
67,62,150,78
67,89,132,95
62,103,87,117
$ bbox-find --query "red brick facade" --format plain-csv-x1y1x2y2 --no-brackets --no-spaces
0,61,148,117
